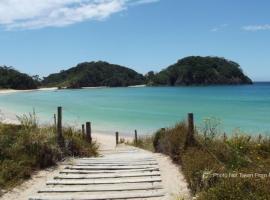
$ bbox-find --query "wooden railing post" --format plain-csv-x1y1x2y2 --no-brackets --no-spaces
134,130,138,145
115,132,119,145
82,124,85,135
54,114,57,129
223,132,227,142
86,122,92,143
57,107,64,148
185,113,195,147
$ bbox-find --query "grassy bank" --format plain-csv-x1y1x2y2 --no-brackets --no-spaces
0,113,98,193
133,121,270,200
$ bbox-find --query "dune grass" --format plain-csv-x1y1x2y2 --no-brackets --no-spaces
133,121,270,200
0,113,98,193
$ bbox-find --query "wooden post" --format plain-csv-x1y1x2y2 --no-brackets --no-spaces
82,124,85,135
86,122,92,143
223,132,227,142
57,107,64,148
185,113,195,147
54,114,56,128
116,132,119,145
258,134,262,143
134,130,138,145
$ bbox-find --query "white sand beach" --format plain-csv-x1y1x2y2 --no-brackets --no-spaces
0,87,58,94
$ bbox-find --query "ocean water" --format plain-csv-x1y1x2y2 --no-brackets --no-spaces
0,83,269,135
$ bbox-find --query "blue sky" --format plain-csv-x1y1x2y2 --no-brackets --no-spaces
0,0,269,81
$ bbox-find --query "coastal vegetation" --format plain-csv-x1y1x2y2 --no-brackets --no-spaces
0,56,252,90
0,112,98,193
133,120,270,200
146,56,252,86
42,61,145,88
0,66,38,90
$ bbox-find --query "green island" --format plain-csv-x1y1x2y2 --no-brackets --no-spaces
0,66,39,90
0,56,252,90
146,56,252,86
42,61,145,88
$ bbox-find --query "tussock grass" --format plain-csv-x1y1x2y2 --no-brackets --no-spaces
136,120,270,200
0,113,98,192
132,135,155,152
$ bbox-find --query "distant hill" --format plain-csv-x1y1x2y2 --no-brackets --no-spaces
0,66,38,90
146,56,252,86
42,61,145,88
1,57,253,90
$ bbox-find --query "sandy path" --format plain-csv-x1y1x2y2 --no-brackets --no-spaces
0,132,191,200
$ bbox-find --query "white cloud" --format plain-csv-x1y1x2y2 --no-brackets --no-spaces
0,0,159,30
242,24,270,32
210,24,228,32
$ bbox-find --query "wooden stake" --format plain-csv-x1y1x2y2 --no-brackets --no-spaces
134,130,138,145
54,114,56,128
86,122,92,143
57,107,64,148
82,124,85,135
185,113,195,147
116,132,119,145
223,132,227,142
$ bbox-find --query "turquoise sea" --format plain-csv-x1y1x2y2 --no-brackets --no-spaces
0,83,269,135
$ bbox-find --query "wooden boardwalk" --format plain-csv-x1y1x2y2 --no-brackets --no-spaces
29,145,165,200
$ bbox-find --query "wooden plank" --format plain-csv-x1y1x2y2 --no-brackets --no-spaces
44,182,161,189
38,184,163,193
29,190,165,200
70,163,158,167
54,171,161,179
59,168,159,174
77,159,156,162
79,157,155,160
73,160,158,164
64,165,157,170
46,177,162,185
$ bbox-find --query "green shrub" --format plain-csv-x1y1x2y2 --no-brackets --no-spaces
63,127,99,157
153,123,188,162
198,178,270,200
139,119,270,200
132,135,154,152
0,113,98,190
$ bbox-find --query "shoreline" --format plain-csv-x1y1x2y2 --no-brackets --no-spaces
0,87,58,95
0,112,133,151
0,85,147,95
0,106,155,137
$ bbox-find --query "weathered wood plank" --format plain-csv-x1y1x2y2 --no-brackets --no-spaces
29,190,165,200
46,177,162,185
38,184,163,193
59,168,159,174
71,163,158,166
64,165,157,170
54,171,161,179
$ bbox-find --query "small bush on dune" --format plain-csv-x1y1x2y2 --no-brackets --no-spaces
0,113,98,190
181,147,222,194
153,123,188,162
198,178,270,200
133,135,154,152
143,119,270,199
63,127,99,157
